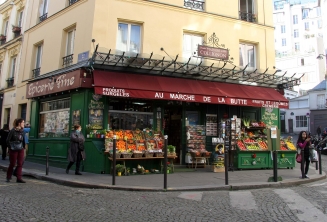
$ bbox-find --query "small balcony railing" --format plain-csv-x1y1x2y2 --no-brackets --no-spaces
63,54,74,66
6,77,14,88
69,0,79,6
239,11,257,23
184,0,205,11
32,67,41,78
39,13,48,22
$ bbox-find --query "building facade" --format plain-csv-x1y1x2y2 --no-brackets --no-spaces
6,0,296,173
0,0,27,127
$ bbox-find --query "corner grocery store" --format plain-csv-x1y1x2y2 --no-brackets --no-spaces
25,48,299,174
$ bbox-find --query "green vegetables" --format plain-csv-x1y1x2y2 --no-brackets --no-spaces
243,118,250,127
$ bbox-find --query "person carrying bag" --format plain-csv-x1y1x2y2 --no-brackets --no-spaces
6,118,26,183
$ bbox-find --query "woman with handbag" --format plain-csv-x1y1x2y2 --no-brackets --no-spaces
297,131,311,178
5,118,26,183
66,124,85,175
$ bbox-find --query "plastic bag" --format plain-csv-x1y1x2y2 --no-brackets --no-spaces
310,149,318,162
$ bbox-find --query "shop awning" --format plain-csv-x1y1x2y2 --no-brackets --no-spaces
93,70,289,109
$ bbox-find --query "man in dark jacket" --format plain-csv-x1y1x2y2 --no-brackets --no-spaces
0,124,10,160
317,126,322,138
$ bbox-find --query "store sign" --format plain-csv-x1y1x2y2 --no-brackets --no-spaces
96,87,289,109
198,45,229,60
26,70,82,99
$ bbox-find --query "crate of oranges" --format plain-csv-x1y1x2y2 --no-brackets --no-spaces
114,130,124,140
126,139,137,151
124,130,134,140
116,139,127,152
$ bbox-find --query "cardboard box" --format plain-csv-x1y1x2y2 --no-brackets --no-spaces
211,165,225,173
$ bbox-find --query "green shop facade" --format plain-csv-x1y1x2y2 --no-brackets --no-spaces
24,62,293,174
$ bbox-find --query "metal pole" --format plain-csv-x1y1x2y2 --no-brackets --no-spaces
46,146,49,175
316,158,318,170
301,148,305,179
164,135,168,190
112,135,117,185
318,148,322,175
273,151,277,182
224,142,228,185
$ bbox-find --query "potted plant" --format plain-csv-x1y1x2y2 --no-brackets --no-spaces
12,25,21,33
115,164,125,176
167,145,176,156
0,34,6,41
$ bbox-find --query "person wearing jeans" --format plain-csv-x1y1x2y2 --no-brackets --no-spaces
297,131,311,178
6,118,26,183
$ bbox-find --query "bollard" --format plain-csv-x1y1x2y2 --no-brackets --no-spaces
316,159,318,170
301,149,305,179
224,143,228,185
112,135,117,185
164,135,168,190
46,146,49,176
273,151,278,182
318,148,322,175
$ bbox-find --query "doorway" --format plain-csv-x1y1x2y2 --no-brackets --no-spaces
164,107,182,164
288,119,293,133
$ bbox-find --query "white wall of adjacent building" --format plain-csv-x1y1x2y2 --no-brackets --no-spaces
273,0,326,95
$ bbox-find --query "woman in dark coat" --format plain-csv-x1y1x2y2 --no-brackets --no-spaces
66,124,85,175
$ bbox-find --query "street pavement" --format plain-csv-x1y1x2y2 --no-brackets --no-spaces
1,168,327,222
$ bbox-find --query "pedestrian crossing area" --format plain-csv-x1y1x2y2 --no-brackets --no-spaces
178,188,327,221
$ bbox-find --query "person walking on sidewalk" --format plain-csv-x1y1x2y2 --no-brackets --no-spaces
6,119,26,183
66,124,85,175
297,131,311,178
0,124,9,160
317,126,322,139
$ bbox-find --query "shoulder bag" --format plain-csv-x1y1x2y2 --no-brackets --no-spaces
10,141,23,151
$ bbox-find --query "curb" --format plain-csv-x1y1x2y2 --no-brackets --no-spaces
1,165,326,192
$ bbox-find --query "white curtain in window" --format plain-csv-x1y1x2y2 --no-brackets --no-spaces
130,25,140,53
36,45,43,68
40,0,48,15
10,57,16,78
3,20,8,36
183,34,203,58
117,23,128,52
18,11,23,27
239,43,255,68
66,29,75,55
317,94,325,107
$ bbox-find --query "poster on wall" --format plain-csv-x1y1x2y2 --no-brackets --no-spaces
89,109,103,129
206,114,217,136
72,110,81,129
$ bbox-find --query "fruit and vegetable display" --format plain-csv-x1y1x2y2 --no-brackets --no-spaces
237,140,247,151
285,140,296,151
257,140,268,150
280,140,289,151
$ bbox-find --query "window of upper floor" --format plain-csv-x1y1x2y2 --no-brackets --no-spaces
239,43,256,70
2,20,8,37
62,27,76,67
17,10,23,27
32,43,43,78
39,0,49,23
239,0,256,23
116,22,141,54
9,56,17,80
281,25,286,33
316,7,321,17
317,94,325,109
293,15,298,24
183,33,203,58
295,42,300,51
317,19,322,29
184,0,205,12
274,13,284,23
304,22,309,31
294,29,299,38
68,0,80,6
302,8,310,19
281,38,286,46
301,72,315,83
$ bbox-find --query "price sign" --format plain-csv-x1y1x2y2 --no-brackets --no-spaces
271,127,277,139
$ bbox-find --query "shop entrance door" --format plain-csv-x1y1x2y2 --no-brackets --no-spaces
288,119,293,133
164,107,182,164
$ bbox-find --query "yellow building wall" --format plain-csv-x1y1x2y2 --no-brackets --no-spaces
92,0,275,70
14,0,95,122
13,0,276,123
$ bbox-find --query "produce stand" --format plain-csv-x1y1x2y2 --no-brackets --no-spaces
274,138,297,169
105,128,167,175
235,125,271,169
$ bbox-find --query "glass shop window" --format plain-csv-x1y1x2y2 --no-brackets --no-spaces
39,98,70,138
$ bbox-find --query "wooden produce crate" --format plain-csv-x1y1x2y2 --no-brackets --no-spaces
124,130,134,140
136,140,147,152
114,130,124,140
133,130,144,141
211,165,225,172
144,129,154,140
